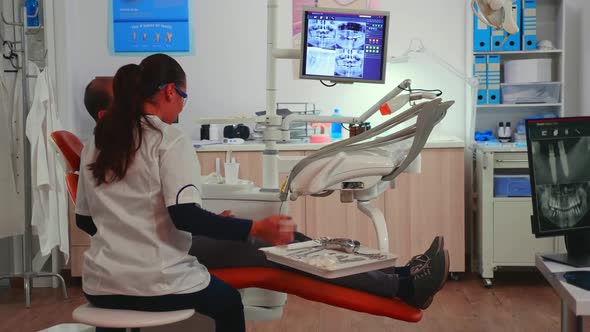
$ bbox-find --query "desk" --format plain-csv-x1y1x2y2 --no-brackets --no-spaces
536,255,590,332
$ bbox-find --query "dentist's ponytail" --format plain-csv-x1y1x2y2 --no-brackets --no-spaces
89,54,186,185
90,64,148,185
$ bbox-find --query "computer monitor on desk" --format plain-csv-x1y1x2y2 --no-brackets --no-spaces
527,117,590,267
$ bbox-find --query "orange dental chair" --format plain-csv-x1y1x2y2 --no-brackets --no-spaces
51,130,422,322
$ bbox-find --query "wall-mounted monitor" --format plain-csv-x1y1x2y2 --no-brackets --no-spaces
300,7,389,84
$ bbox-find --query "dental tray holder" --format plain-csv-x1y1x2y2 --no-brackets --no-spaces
260,240,398,279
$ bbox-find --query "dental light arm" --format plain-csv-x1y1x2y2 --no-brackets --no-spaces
280,80,438,135
383,100,453,182
280,115,357,131
282,98,454,251
357,79,411,123
196,115,260,126
285,98,452,195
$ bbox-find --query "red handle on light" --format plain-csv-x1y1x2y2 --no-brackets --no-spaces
380,103,392,115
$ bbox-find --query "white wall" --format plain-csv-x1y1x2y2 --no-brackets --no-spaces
276,0,471,139
54,0,267,141
573,0,590,116
563,0,588,117
576,0,590,115
52,0,470,142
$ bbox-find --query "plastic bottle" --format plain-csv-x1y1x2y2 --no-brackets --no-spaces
25,0,40,27
330,108,342,140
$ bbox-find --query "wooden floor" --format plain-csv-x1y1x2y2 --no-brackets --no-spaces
0,272,587,332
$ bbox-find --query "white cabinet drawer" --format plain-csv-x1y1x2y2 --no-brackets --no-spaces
493,152,529,169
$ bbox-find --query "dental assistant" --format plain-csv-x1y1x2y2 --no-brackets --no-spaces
75,54,294,332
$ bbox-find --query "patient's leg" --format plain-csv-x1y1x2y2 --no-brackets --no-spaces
189,235,275,269
189,233,409,299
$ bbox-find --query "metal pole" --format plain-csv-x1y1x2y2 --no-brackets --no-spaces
21,5,68,308
21,1,32,283
561,300,583,332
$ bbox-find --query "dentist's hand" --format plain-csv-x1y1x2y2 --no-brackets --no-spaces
250,215,295,245
219,210,236,218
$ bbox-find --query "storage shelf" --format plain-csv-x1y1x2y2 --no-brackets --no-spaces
471,0,566,282
474,50,563,55
477,103,562,109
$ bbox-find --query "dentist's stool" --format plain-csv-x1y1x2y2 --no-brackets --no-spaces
72,304,195,332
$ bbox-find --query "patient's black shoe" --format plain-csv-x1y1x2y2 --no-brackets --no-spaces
404,249,449,309
406,236,444,276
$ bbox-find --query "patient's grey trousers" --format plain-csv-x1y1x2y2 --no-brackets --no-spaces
189,233,410,299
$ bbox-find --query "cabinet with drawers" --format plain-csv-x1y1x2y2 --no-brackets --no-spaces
474,148,562,287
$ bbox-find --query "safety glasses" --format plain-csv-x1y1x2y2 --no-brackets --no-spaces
159,83,188,107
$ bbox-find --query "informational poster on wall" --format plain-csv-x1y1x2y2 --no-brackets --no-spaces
111,0,192,54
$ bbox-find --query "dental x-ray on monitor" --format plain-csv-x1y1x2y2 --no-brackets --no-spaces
527,117,590,267
300,7,389,84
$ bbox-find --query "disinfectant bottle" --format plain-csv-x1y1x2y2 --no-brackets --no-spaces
331,108,342,140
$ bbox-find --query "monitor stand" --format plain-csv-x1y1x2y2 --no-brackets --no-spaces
542,231,590,268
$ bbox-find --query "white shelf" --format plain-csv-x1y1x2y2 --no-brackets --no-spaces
474,143,528,153
477,103,562,109
473,49,563,55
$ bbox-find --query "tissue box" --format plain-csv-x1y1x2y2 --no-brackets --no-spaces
501,82,561,104
504,59,552,83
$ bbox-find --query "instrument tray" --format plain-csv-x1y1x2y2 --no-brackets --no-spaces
260,241,398,279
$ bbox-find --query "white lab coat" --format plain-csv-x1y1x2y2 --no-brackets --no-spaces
25,65,69,260
77,116,208,296
11,66,27,195
0,64,24,238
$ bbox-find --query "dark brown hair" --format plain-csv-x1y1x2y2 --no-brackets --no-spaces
83,78,113,121
89,54,186,185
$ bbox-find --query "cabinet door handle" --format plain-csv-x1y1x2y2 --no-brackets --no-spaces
495,159,528,163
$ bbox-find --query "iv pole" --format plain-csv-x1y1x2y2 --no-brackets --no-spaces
0,4,67,309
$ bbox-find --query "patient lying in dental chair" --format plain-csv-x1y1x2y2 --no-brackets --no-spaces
190,233,449,309
79,77,449,310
